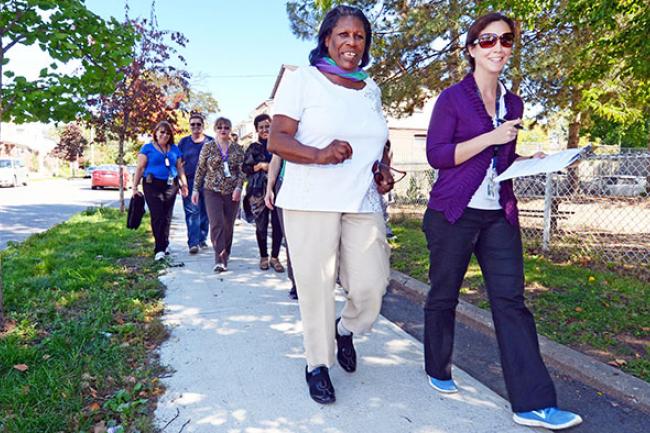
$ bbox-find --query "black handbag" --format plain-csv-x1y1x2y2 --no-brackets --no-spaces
126,194,145,229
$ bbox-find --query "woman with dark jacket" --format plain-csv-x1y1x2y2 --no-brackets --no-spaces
422,12,582,430
242,113,284,272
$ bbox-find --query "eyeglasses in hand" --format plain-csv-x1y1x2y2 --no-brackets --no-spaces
372,161,406,187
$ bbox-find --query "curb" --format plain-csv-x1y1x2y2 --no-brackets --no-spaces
389,269,650,414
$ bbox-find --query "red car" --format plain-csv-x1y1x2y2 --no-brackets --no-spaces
91,165,131,189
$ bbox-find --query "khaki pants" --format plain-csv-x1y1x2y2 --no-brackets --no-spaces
283,210,390,370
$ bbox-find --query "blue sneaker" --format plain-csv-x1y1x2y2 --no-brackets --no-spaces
513,407,583,430
428,376,458,393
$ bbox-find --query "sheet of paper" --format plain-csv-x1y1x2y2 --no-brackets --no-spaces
495,147,586,182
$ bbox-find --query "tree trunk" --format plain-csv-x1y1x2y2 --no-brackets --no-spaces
510,21,522,94
646,132,650,194
567,89,582,149
1,38,4,151
0,45,5,328
118,112,130,213
118,133,126,212
0,256,5,330
567,91,582,194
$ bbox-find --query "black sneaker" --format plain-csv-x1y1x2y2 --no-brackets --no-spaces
199,241,209,249
305,366,335,404
288,287,298,300
335,318,356,373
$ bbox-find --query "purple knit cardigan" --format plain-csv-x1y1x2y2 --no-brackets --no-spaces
426,74,522,226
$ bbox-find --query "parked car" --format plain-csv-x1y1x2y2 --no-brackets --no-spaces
0,157,29,187
581,175,647,197
604,175,647,197
84,165,97,178
91,165,131,189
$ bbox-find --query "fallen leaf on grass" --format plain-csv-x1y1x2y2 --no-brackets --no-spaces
88,402,101,412
13,364,28,372
574,307,583,312
608,359,627,367
93,421,107,433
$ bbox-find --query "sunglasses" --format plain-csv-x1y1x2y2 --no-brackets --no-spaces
190,122,203,127
372,161,406,186
472,32,515,49
216,125,231,130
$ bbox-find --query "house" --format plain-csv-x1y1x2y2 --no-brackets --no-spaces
0,123,58,173
233,65,298,147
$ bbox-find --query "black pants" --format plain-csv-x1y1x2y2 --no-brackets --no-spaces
274,179,295,288
143,179,178,254
422,207,556,412
255,206,283,258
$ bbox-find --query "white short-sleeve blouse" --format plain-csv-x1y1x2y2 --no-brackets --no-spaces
271,66,388,213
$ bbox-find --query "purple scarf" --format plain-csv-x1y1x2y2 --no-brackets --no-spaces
314,56,369,82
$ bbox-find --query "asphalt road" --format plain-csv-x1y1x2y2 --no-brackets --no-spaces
381,285,649,433
0,178,124,249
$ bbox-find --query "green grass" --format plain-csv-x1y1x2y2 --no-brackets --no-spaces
389,216,650,382
0,208,166,433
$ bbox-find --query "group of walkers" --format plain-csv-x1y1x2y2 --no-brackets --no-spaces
131,5,583,430
132,113,287,276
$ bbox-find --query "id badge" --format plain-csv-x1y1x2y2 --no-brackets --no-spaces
164,157,170,167
223,161,232,178
167,176,174,186
486,167,498,199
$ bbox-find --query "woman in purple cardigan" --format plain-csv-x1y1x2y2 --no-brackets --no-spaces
423,13,582,430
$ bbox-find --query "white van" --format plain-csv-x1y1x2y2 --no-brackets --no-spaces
0,157,29,187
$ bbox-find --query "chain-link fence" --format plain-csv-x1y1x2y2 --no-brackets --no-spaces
391,148,650,279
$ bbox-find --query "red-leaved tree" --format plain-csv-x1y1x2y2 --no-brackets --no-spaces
88,2,190,211
51,123,88,176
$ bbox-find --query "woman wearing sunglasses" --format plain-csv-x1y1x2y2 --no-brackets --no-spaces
423,13,582,430
268,5,394,404
132,120,189,261
192,117,245,272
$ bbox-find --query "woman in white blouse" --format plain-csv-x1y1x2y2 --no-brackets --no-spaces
268,5,394,404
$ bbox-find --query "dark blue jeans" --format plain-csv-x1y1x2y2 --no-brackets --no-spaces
422,207,556,412
182,183,209,248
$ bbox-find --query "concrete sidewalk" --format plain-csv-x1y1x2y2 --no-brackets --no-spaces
154,205,547,433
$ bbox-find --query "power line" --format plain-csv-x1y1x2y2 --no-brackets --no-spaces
203,74,276,79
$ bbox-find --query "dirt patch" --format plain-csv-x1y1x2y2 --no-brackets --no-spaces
0,319,17,338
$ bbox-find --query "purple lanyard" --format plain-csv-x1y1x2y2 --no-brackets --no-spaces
218,143,229,162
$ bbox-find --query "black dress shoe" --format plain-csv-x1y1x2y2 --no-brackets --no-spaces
305,366,336,404
335,318,356,373
288,287,298,300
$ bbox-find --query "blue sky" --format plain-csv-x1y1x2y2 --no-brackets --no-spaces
86,0,314,124
9,1,314,125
